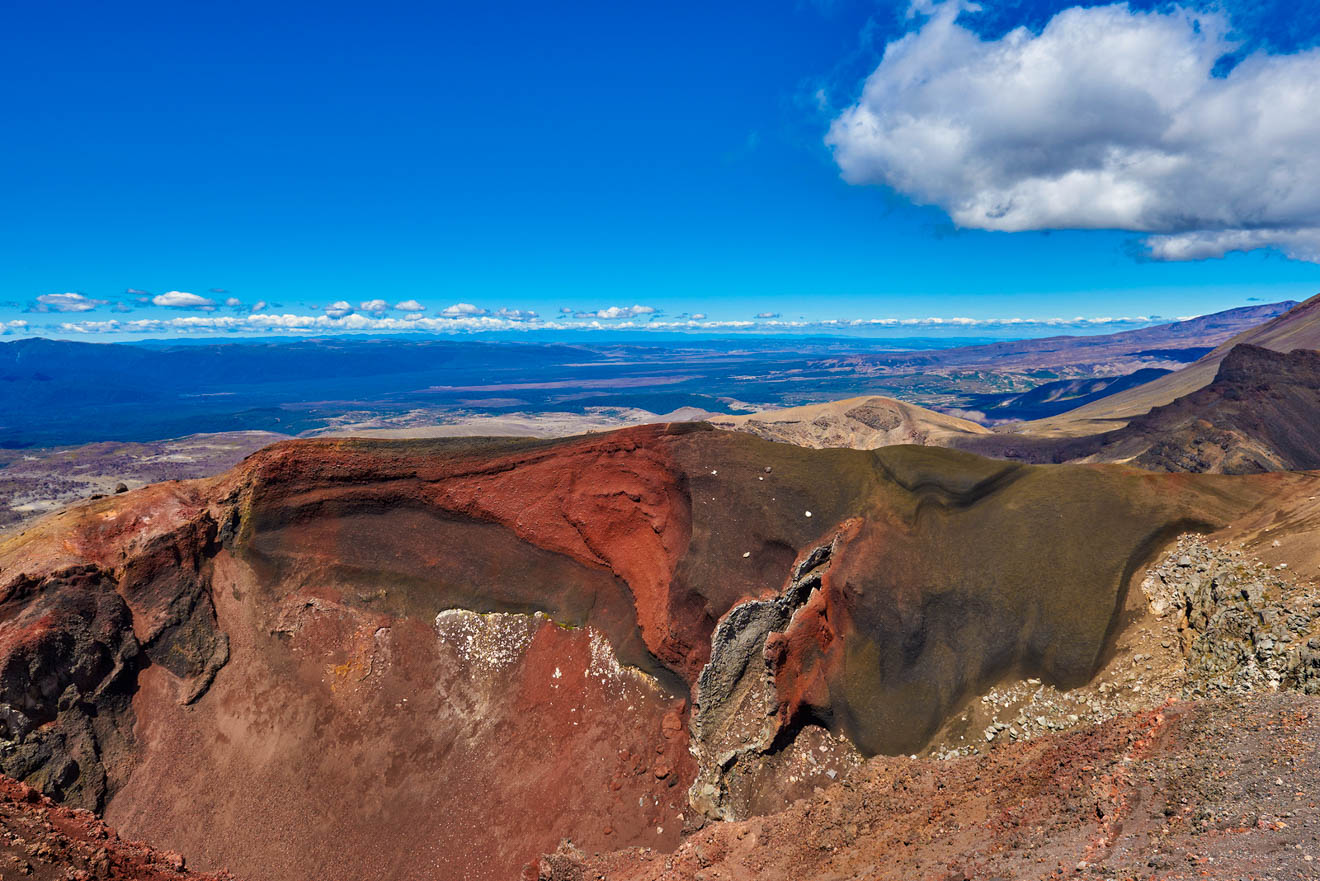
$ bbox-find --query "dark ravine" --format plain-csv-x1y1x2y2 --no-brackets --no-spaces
957,344,1320,473
964,366,1175,421
0,424,1306,879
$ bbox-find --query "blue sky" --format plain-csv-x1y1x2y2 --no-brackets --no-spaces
3,0,1319,339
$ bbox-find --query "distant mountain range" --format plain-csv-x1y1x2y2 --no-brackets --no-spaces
0,301,1297,448
951,343,1320,473
818,301,1296,374
717,295,1320,475
1020,294,1320,436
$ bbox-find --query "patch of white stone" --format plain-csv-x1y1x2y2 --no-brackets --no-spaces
433,609,538,673
433,607,660,697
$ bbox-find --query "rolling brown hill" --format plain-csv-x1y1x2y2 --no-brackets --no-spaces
3,425,1319,880
708,395,990,449
1022,293,1320,436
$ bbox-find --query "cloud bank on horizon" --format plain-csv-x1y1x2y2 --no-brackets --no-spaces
828,0,1320,262
6,285,1207,338
39,308,1193,337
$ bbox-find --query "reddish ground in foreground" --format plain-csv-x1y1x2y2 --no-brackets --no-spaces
540,693,1320,881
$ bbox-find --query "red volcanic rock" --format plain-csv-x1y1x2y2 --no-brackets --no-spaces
0,480,228,811
0,428,710,881
541,693,1320,881
0,423,1311,881
0,565,141,809
421,430,695,672
763,521,859,734
230,426,707,676
765,585,835,725
0,773,235,880
104,590,695,881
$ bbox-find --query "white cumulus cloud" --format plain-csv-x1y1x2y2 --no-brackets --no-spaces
394,299,425,312
29,292,106,313
359,298,390,315
324,300,353,318
153,291,216,310
580,304,657,319
441,302,487,316
827,1,1320,261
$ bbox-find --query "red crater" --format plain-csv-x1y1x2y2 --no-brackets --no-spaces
0,424,1304,881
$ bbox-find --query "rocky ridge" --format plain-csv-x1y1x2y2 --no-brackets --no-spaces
940,344,1320,474
687,534,864,822
925,532,1320,759
1019,293,1320,436
1142,534,1320,697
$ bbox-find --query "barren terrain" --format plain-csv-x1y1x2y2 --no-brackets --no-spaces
3,424,1320,880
